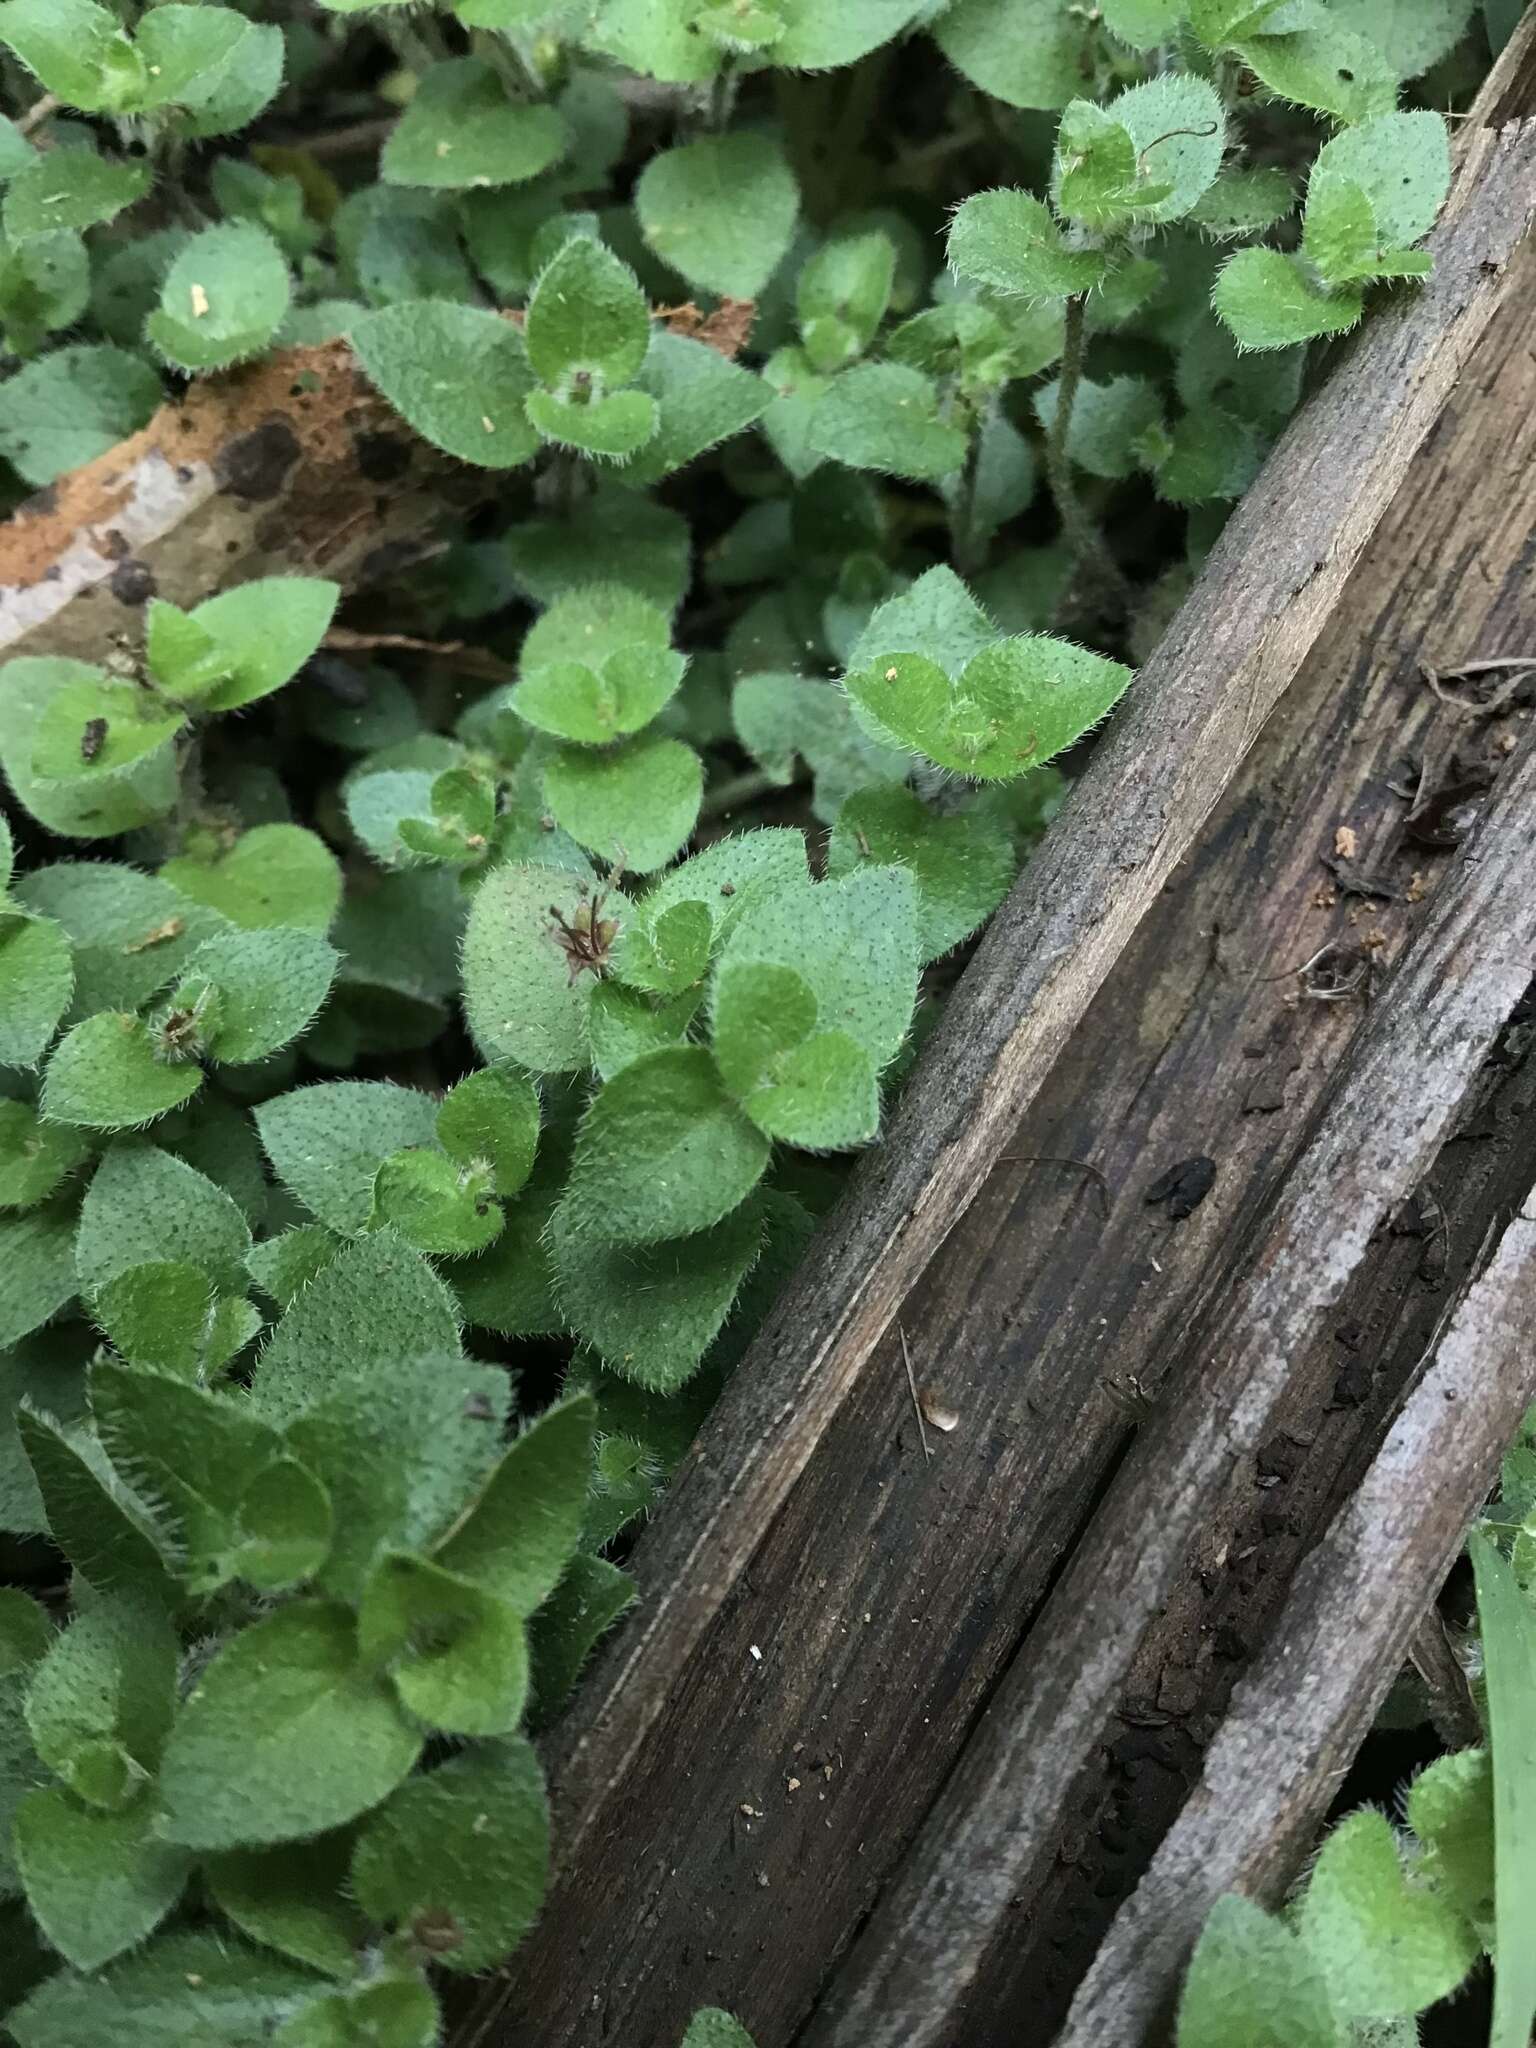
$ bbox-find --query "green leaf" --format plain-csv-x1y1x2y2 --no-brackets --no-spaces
275,1978,440,2048
681,2014,757,2048
525,383,660,461
827,785,1014,960
157,1601,421,1850
947,188,1108,301
29,673,184,784
286,1351,510,1603
1235,20,1398,122
1,657,175,839
1188,166,1296,238
359,1550,528,1736
1298,1808,1479,2020
1471,1530,1536,2048
17,867,221,1026
88,1358,278,1587
229,1455,333,1593
0,0,129,111
161,825,342,934
771,0,926,64
798,231,895,371
505,477,691,611
1213,247,1364,352
711,962,877,1149
1176,1893,1343,2048
382,59,567,191
1311,110,1450,249
145,223,291,373
15,1787,190,1970
1302,168,1383,286
550,1200,764,1388
848,634,1130,779
93,1260,242,1381
1330,0,1476,79
0,911,72,1069
78,1141,250,1296
0,343,161,486
718,862,920,1075
1052,104,1146,230
42,1012,203,1131
1100,0,1182,42
525,235,651,389
611,898,711,997
624,330,769,485
371,1147,503,1258
24,1594,177,1807
169,928,338,1066
351,301,540,469
640,827,811,943
1105,73,1226,225
933,0,1092,110
252,1231,461,1426
255,1081,440,1235
1034,373,1164,480
517,646,687,745
132,5,250,111
3,150,148,241
351,1741,549,1972
433,1394,594,1614
206,1834,368,1980
544,733,702,871
0,1205,77,1348
17,1408,173,1602
7,1927,318,2048
446,1190,562,1338
808,361,967,483
528,1552,635,1728
1406,1746,1494,1940
437,1070,540,1198
463,864,622,1074
0,1099,84,1214
636,133,798,298
180,19,284,139
558,1045,770,1244
0,1588,51,1676
187,577,341,712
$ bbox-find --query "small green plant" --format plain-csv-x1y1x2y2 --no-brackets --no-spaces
1178,1415,1536,2048
0,0,1495,2036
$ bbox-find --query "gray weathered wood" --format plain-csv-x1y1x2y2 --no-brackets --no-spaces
1057,1196,1536,2047
458,27,1536,2047
499,45,1536,1897
802,729,1536,2048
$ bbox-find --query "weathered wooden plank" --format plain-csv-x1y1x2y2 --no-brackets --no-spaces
1057,1195,1536,2048
802,729,1536,2048
0,340,475,661
458,26,1536,2045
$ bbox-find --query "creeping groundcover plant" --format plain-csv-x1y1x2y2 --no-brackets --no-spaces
0,0,1489,2038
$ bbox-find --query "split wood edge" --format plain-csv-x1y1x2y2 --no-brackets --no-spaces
799,728,1536,2048
496,11,1536,1925
1055,1191,1536,2047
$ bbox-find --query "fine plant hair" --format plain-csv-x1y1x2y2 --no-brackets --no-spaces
0,0,1502,2042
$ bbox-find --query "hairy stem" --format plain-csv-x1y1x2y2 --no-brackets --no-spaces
1044,294,1132,618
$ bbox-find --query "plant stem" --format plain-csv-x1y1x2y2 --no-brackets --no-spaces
1044,294,1132,618
700,767,791,820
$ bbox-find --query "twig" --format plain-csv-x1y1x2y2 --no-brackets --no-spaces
1419,655,1536,718
289,115,396,161
899,1325,932,1462
321,628,513,682
999,1153,1112,1217
698,767,792,821
17,93,57,138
